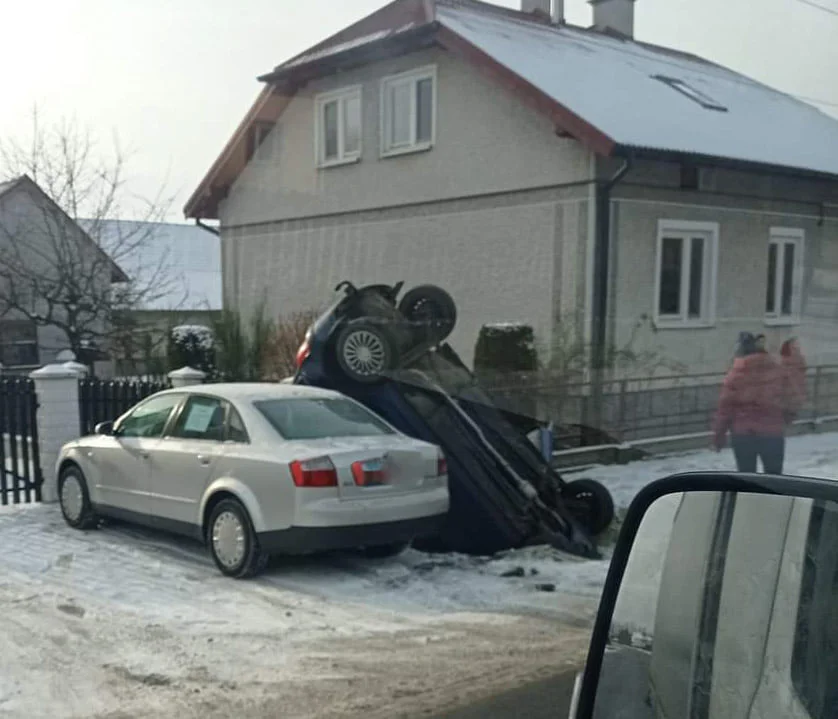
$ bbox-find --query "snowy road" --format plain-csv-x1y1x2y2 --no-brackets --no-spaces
1,432,837,718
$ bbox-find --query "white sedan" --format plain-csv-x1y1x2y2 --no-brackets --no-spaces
56,383,449,578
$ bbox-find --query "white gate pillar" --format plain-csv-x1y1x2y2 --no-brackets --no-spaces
30,364,82,503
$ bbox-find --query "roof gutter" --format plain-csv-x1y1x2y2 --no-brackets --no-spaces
615,145,838,185
194,218,220,236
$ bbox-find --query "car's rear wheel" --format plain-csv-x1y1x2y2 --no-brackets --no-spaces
335,320,397,383
207,498,268,579
398,285,457,344
562,479,615,536
361,541,410,559
58,465,98,530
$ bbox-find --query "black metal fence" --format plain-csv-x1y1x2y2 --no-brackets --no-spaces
0,378,42,504
78,378,170,436
484,365,838,444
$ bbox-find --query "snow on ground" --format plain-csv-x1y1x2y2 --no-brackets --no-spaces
575,430,838,511
2,432,838,718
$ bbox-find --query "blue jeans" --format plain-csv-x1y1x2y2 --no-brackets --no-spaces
731,435,785,474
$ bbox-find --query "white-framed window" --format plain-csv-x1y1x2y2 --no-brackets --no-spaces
654,220,719,327
314,86,362,167
380,65,436,157
765,227,804,324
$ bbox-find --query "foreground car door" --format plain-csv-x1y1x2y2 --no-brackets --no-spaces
147,395,228,528
91,394,183,516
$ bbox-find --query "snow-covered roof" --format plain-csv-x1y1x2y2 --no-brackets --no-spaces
186,0,838,221
87,220,222,312
437,2,838,177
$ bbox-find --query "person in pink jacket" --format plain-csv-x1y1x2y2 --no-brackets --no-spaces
713,332,788,473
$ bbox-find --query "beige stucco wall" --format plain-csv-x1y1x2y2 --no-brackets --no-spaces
219,47,592,226
226,187,590,361
608,167,838,374
218,46,595,361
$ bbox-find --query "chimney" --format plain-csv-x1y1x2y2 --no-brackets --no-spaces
521,0,551,18
590,0,636,38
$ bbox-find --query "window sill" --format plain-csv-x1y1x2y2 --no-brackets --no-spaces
764,316,800,327
653,318,716,330
317,156,361,170
381,142,434,159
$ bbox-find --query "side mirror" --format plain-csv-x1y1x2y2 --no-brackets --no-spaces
94,421,115,436
573,472,838,718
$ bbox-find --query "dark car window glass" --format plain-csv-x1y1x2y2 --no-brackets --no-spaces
227,406,249,443
118,395,181,438
170,396,226,441
792,501,838,718
255,398,395,440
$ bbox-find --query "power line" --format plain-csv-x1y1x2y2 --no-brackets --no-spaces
795,0,838,16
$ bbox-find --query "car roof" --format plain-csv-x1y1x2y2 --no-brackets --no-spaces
160,383,345,402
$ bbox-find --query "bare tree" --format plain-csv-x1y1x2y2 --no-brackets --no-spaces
262,310,320,379
0,109,177,365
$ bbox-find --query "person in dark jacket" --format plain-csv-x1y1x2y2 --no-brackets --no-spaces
713,332,788,474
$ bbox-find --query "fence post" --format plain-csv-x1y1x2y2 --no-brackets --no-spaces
617,379,628,439
169,366,206,388
30,363,83,503
812,366,822,423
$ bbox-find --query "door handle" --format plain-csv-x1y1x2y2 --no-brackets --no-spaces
139,451,150,459
196,455,211,466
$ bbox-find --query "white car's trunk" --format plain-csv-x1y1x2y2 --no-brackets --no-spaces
287,436,439,499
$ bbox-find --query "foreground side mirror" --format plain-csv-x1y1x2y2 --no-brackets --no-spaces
574,471,838,719
94,421,114,436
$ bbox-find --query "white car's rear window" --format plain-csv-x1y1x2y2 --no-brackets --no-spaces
255,398,395,440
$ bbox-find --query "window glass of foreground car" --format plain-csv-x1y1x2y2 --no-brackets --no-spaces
572,476,838,719
255,398,396,440
117,394,182,438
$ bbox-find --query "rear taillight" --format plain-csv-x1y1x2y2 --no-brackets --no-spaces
437,455,448,477
290,457,337,487
351,458,388,486
295,329,312,368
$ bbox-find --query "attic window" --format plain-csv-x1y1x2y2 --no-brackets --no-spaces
654,75,728,112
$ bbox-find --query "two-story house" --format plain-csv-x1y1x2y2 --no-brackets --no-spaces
184,0,838,374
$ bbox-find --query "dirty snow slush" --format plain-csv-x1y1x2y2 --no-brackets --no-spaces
4,433,836,717
0,504,597,718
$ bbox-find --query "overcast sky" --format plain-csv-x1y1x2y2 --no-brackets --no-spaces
2,0,836,220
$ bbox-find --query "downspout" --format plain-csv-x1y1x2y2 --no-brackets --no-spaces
194,218,220,236
589,157,632,435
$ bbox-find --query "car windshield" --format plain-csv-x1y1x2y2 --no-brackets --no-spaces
255,397,395,439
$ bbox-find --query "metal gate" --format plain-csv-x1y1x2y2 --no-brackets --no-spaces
78,378,169,436
0,378,42,504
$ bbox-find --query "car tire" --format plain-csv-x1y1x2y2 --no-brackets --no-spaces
562,479,615,536
58,465,99,530
398,285,457,344
207,498,268,579
361,541,410,559
335,320,397,383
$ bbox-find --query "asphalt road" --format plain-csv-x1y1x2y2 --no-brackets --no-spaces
429,669,578,719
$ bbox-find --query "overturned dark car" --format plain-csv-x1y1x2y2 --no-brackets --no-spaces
293,281,614,558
